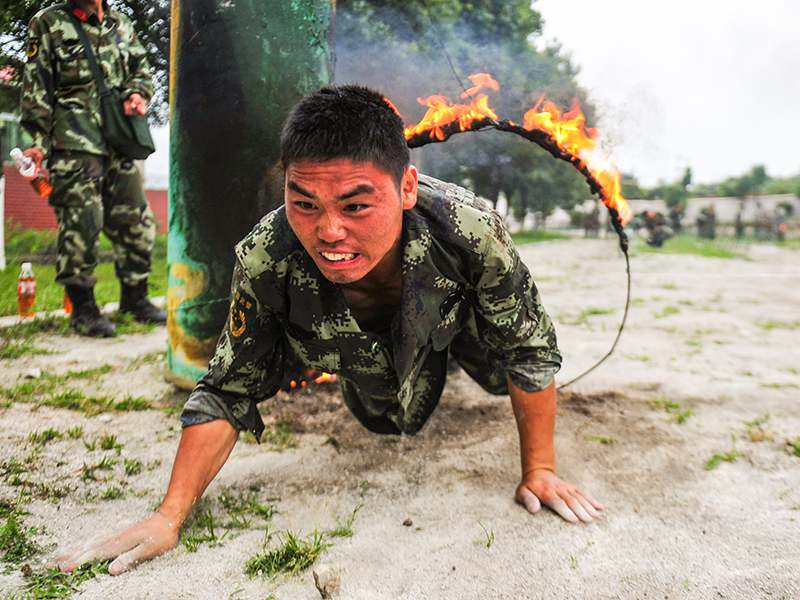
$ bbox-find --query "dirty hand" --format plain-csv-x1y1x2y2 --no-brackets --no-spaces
516,468,603,523
123,93,148,116
47,511,180,575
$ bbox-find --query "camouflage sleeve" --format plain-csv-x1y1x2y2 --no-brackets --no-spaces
119,15,153,103
181,262,286,441
20,14,55,157
472,218,562,392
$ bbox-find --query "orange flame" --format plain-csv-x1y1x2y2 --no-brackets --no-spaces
315,372,337,384
403,93,497,142
403,74,631,225
384,97,403,118
461,73,499,99
523,97,631,224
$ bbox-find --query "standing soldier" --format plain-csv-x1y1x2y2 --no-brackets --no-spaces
734,201,746,239
20,0,165,336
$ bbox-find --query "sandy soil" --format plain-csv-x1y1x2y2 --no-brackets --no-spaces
1,236,799,599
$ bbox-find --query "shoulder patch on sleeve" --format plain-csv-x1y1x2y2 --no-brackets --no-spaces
26,37,40,59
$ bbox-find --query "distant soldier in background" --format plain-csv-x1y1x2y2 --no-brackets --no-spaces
20,0,166,337
754,201,770,241
668,202,684,234
582,201,600,238
774,204,787,242
696,204,716,240
643,210,672,248
734,202,746,239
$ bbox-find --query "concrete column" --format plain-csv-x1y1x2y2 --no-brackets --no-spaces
166,0,334,388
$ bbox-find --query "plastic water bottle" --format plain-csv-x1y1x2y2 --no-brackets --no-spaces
10,148,53,197
18,263,36,318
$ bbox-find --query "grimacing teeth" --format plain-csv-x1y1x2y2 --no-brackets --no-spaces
321,251,357,262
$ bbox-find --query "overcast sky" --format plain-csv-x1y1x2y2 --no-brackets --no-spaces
148,1,800,189
533,0,800,186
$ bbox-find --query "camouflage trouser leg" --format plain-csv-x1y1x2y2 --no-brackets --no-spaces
339,347,449,436
49,151,156,287
448,313,510,396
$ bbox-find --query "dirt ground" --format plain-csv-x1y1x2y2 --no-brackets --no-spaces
1,236,799,599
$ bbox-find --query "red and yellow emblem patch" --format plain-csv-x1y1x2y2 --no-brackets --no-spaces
26,37,39,59
229,289,253,337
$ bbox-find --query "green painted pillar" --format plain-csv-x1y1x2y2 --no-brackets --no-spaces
166,0,334,388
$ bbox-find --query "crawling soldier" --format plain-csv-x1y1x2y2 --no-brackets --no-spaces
51,85,602,575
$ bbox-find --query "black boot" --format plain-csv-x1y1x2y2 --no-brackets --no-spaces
65,285,117,338
119,280,166,324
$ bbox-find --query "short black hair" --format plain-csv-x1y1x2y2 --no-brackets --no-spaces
280,85,410,187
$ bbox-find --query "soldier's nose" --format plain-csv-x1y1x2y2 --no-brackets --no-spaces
317,214,346,242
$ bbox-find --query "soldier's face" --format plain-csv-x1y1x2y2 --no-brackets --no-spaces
285,159,418,285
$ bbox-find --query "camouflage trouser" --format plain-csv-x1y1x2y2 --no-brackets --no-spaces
48,150,156,287
339,313,511,436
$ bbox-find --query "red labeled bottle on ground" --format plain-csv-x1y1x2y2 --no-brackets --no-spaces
10,148,53,197
18,262,36,318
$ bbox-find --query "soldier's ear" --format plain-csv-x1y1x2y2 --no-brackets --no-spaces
401,165,417,210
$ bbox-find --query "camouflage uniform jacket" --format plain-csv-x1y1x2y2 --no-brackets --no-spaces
20,0,153,158
183,175,561,440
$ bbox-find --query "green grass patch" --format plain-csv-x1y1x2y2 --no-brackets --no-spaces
126,351,166,371
0,316,69,359
0,231,167,317
3,220,59,256
633,234,741,258
1,514,40,564
181,492,279,551
114,395,152,411
653,306,680,319
327,504,362,539
64,365,115,380
245,528,331,578
705,435,744,470
651,397,695,424
755,320,800,331
218,491,277,530
181,505,229,553
261,415,298,450
66,426,83,439
510,230,571,245
0,368,156,416
101,486,126,501
743,414,774,442
28,427,63,448
123,458,143,476
585,435,618,445
16,561,110,598
97,433,123,454
787,438,800,458
473,518,495,548
558,306,615,327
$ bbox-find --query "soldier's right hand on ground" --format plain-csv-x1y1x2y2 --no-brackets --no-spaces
47,510,180,575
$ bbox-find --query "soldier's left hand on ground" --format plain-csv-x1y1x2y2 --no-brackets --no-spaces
123,93,148,116
516,468,603,523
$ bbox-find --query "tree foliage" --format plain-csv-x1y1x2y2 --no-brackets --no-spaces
3,0,608,216
336,0,597,219
689,165,799,199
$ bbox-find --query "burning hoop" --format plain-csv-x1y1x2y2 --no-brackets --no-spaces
401,74,632,388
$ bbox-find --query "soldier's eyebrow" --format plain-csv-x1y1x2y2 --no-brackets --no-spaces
286,181,376,201
337,184,374,201
287,180,314,198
